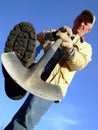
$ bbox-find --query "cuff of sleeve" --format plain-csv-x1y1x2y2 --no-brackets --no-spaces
44,32,54,41
63,48,76,60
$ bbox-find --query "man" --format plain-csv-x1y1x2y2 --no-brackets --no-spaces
2,9,95,130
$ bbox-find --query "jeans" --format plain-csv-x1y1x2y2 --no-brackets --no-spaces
4,41,53,130
4,41,62,130
4,94,53,130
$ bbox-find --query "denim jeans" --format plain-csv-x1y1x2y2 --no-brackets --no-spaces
4,40,63,130
4,41,54,130
4,94,53,130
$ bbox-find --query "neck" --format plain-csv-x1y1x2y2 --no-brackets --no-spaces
72,28,84,37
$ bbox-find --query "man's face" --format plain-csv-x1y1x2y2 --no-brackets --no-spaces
73,15,93,37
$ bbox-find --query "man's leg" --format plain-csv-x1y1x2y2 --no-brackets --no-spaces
3,23,54,130
2,22,36,100
4,94,53,130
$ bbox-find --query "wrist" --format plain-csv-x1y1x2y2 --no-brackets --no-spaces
61,46,76,60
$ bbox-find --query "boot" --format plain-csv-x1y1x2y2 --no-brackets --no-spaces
2,22,36,100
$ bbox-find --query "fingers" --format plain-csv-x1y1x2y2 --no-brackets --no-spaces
56,32,70,42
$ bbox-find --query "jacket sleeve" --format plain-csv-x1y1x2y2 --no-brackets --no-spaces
65,42,92,71
37,29,56,44
37,29,58,52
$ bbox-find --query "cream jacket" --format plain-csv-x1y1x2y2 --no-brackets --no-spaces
37,26,92,98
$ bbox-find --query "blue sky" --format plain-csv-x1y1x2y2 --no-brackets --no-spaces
0,0,98,130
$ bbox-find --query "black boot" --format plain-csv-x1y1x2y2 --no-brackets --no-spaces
2,22,36,100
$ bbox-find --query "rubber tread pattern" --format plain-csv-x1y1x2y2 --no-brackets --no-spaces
4,22,36,67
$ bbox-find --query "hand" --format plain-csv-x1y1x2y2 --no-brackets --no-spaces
56,32,73,49
56,32,76,60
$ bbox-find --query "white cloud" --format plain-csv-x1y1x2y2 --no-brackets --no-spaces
43,111,79,130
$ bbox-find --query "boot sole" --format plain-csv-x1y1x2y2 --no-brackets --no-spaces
4,22,36,67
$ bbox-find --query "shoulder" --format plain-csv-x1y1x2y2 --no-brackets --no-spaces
83,40,92,49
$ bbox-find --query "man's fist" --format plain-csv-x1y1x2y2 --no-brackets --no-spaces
56,32,73,49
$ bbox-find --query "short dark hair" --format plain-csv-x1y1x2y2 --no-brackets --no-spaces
74,13,93,24
74,10,95,25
